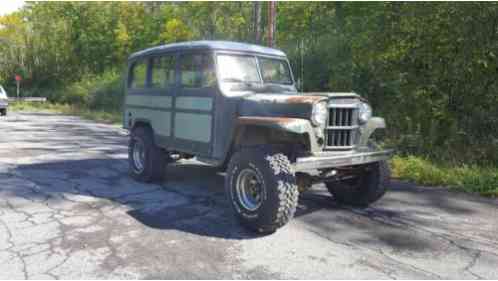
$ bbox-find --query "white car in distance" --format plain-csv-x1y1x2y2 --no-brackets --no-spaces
0,85,9,116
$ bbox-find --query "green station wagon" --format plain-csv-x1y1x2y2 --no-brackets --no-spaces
123,41,392,233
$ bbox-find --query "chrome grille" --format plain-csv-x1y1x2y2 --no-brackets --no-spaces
325,106,358,149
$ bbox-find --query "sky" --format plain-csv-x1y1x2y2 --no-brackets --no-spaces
0,1,25,16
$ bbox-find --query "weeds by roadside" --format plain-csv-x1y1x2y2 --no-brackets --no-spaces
10,101,122,125
391,155,498,197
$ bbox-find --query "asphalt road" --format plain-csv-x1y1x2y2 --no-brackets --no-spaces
0,112,497,279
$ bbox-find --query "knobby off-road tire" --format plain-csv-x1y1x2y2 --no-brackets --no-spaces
128,126,167,182
326,160,390,207
225,148,299,234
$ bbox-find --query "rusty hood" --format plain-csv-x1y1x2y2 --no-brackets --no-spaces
238,93,326,119
302,92,366,102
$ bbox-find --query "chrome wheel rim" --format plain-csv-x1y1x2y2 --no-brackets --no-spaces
236,168,264,211
132,138,145,173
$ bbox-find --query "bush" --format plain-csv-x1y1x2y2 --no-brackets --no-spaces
60,70,124,111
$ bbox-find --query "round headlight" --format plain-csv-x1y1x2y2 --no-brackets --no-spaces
358,102,372,124
311,101,328,126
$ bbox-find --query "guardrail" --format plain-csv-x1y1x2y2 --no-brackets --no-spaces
8,97,47,102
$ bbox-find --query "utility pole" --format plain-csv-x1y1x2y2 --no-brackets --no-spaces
267,1,277,47
253,2,262,44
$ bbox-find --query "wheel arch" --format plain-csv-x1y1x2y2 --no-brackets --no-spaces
220,117,314,170
129,119,163,149
130,118,153,132
232,124,309,148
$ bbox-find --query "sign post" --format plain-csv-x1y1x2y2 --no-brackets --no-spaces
15,74,21,99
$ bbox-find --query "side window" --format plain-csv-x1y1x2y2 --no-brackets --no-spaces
129,60,147,89
151,55,176,89
179,53,216,88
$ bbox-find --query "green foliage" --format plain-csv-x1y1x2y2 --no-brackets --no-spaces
158,19,193,44
60,70,123,110
350,3,498,165
392,156,498,197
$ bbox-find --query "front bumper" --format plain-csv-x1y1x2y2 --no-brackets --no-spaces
293,149,393,172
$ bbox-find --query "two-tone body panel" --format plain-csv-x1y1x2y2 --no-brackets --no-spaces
125,48,218,158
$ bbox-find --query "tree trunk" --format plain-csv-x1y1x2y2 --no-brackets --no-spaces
253,2,262,44
267,1,277,47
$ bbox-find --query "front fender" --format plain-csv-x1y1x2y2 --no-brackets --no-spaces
236,117,320,151
358,117,386,147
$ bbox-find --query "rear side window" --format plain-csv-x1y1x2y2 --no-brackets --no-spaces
151,55,176,89
129,60,147,89
180,53,216,88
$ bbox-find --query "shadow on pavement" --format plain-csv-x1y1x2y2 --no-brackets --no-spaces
5,156,489,248
9,159,262,240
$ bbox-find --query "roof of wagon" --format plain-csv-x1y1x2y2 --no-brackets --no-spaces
128,40,287,60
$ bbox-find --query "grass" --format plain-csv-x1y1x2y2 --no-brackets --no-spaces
10,101,498,198
10,101,122,125
391,155,498,197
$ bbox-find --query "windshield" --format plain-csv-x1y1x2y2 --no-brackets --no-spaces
217,54,260,83
216,54,293,85
259,57,293,85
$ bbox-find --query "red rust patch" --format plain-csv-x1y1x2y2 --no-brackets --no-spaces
285,95,325,104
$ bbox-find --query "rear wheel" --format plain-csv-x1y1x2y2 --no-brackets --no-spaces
128,126,168,182
225,147,299,234
325,160,390,207
0,109,6,116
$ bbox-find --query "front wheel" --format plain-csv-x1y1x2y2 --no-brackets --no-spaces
326,160,390,207
225,148,299,234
